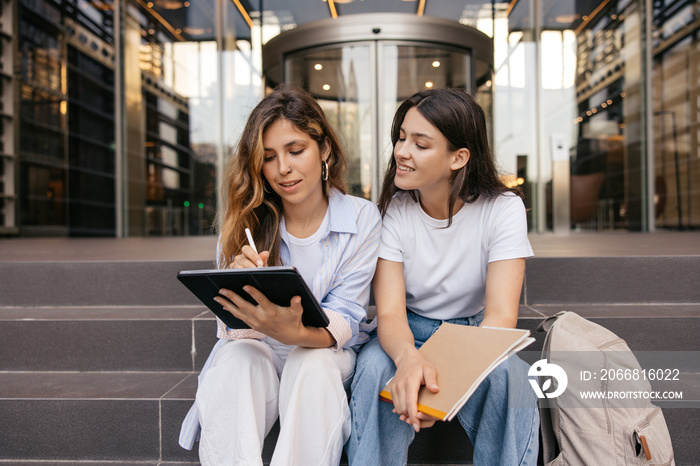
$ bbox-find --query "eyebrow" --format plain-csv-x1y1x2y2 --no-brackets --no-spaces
263,139,306,151
399,127,434,140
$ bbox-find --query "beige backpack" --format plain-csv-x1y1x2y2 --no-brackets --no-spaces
535,311,675,465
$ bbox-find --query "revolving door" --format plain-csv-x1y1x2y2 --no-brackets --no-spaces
263,13,493,201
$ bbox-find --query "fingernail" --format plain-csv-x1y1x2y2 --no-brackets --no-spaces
256,260,263,267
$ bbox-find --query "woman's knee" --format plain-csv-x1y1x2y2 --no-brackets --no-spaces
286,347,338,374
212,339,275,373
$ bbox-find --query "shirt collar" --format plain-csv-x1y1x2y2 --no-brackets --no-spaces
327,188,358,235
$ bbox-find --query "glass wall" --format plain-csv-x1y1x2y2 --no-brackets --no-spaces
286,44,376,200
651,0,699,231
2,1,699,236
492,0,699,232
265,14,490,204
4,0,260,237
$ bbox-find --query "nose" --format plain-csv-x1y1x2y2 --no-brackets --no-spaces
394,140,410,160
277,154,293,174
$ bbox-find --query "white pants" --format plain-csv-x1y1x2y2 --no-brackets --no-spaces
196,338,356,466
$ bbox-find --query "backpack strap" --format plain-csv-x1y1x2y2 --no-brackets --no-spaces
537,311,569,464
537,311,569,333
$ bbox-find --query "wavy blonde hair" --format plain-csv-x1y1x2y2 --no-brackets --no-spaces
217,84,347,268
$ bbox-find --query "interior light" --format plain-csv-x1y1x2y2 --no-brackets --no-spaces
425,81,433,88
432,61,440,68
156,0,185,9
314,64,323,70
323,84,331,91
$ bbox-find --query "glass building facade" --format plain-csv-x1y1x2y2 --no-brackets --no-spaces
0,0,697,237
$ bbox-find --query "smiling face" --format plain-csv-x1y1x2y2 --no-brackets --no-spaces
393,107,468,195
261,117,330,210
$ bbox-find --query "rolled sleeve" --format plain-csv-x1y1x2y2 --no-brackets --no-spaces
323,308,353,350
216,317,266,340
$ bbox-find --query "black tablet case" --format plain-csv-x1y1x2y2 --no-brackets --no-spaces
177,266,329,329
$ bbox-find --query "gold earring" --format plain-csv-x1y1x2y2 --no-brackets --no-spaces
322,160,329,181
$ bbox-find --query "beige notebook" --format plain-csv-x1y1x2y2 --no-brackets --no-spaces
379,323,534,421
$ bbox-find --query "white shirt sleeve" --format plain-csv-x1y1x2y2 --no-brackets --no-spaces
487,193,534,263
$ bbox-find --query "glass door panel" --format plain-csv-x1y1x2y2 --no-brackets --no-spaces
378,44,472,169
286,42,472,202
286,44,376,200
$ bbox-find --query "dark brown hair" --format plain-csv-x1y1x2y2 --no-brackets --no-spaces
377,88,520,224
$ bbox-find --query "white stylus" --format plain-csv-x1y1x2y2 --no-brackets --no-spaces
244,228,261,267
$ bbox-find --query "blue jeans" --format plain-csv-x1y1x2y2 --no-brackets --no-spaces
346,311,539,466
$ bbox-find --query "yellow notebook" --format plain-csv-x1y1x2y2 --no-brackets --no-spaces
379,323,534,421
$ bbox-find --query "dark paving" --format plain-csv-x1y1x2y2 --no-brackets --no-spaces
0,231,698,262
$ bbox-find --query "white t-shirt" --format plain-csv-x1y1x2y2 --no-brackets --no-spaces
280,208,330,287
379,191,533,320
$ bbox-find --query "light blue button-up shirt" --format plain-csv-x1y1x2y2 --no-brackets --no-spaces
179,190,381,450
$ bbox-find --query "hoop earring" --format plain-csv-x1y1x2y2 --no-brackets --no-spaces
263,181,272,194
322,160,329,181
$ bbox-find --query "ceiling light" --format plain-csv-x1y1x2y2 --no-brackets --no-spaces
432,61,440,68
156,0,184,9
183,27,206,35
554,14,578,23
314,64,323,70
323,84,331,91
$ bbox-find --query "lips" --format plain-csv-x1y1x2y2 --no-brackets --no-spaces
397,164,415,172
278,179,301,191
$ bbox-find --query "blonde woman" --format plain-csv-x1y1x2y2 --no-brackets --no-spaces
179,85,381,466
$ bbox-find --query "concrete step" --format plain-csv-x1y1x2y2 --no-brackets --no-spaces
0,260,214,307
1,255,699,308
0,305,217,372
1,303,698,373
0,305,698,463
0,257,699,463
